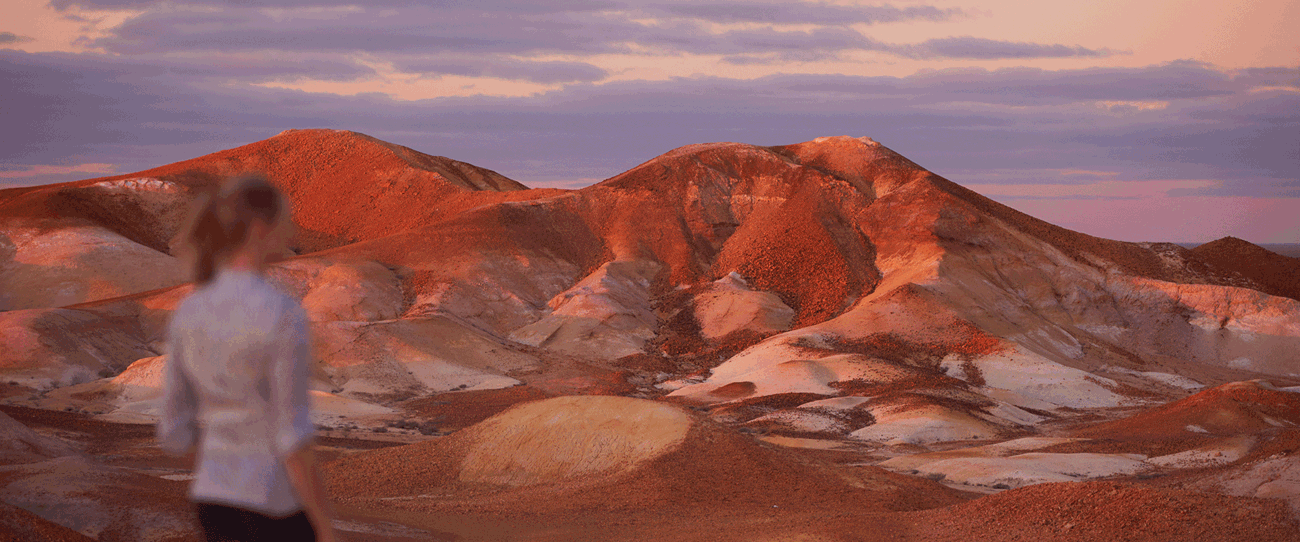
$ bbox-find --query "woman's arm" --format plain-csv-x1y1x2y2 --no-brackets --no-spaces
158,325,198,455
284,444,338,542
271,304,338,541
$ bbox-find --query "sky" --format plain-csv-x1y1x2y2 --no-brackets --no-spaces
1,0,1297,243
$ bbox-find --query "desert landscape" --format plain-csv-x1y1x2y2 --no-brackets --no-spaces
1,129,1299,541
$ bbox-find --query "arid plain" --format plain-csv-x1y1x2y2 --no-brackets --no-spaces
2,129,1299,541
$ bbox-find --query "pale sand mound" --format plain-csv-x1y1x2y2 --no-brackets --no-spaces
692,272,794,340
1174,429,1300,518
850,402,1005,445
326,395,968,514
327,396,691,494
914,480,1300,542
456,396,690,487
0,224,186,311
1146,434,1255,468
944,345,1131,409
907,452,1150,489
0,309,154,389
313,316,535,397
294,259,405,322
879,437,1083,472
307,390,395,425
666,344,925,401
37,356,167,423
110,355,165,401
509,260,660,359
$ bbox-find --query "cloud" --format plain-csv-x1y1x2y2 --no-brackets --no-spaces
62,1,1108,65
1232,66,1300,88
0,163,121,188
85,6,898,59
900,36,1123,59
648,2,962,25
963,179,1223,200
4,49,374,83
901,61,1241,102
0,32,35,45
2,49,1295,218
49,0,952,24
681,61,1242,106
0,162,117,178
50,0,619,11
999,196,1300,244
392,57,609,84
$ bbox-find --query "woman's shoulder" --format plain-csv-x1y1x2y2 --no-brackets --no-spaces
249,275,308,327
170,272,304,327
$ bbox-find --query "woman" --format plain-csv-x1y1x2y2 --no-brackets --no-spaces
158,174,338,542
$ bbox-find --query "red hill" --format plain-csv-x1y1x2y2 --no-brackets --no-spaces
1191,236,1300,302
0,129,530,255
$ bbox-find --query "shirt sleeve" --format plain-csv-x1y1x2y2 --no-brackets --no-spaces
158,321,199,455
269,302,316,458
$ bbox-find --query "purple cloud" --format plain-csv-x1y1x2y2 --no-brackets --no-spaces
0,32,35,45
50,0,618,11
649,2,962,25
392,57,608,84
901,36,1122,59
1231,66,1300,88
63,2,1116,64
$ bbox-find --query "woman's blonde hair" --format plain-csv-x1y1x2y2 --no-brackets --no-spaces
178,173,292,284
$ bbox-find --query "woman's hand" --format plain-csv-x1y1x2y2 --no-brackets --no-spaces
283,444,340,542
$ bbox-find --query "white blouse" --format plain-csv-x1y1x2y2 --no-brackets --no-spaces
158,268,315,517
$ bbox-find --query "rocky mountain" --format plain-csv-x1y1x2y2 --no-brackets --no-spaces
5,128,1299,415
2,130,1299,540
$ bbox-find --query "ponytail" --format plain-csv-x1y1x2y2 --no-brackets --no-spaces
178,173,289,284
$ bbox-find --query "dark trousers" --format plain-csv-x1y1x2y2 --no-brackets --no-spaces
194,502,316,542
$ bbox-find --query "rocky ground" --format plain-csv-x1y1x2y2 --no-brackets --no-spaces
2,372,1299,541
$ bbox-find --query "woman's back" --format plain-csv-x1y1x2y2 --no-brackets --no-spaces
171,269,296,407
162,267,315,517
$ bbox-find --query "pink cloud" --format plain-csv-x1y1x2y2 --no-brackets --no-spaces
0,162,116,178
998,195,1300,243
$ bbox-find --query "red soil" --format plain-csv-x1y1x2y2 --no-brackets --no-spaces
702,392,836,423
399,385,553,432
713,183,875,326
913,480,1300,542
1074,381,1300,440
803,320,1005,368
1236,427,1300,463
0,405,175,470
